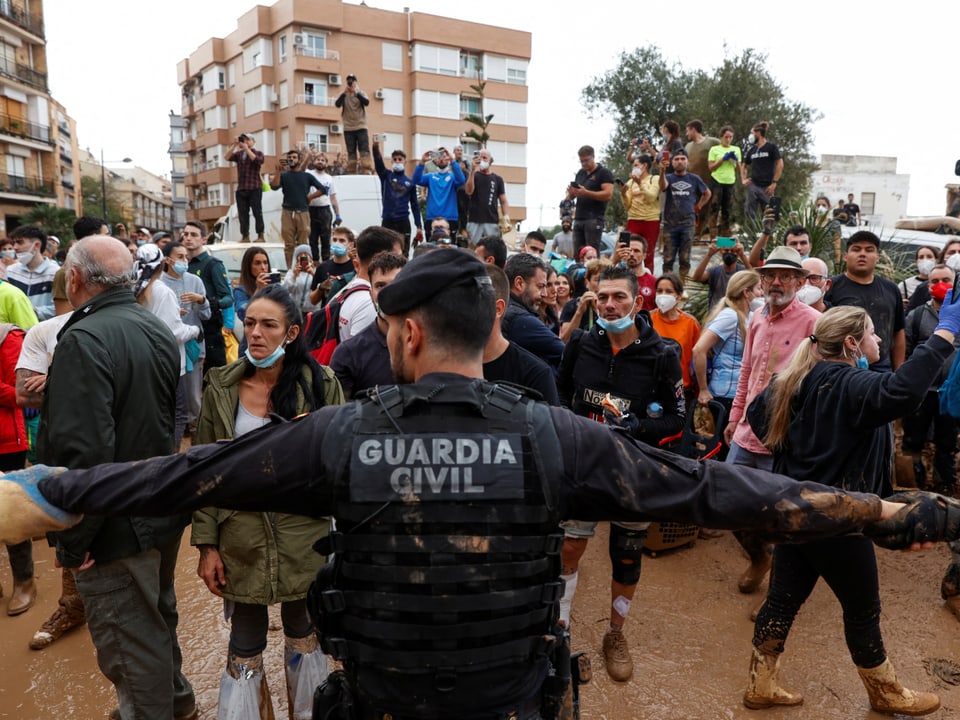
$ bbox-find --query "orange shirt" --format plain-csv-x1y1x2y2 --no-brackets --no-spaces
650,309,701,388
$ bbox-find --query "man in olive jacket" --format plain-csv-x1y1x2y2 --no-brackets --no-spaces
37,236,197,720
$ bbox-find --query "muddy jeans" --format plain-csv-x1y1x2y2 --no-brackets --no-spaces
753,535,885,668
75,533,195,720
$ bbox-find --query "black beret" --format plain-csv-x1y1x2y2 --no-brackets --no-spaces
378,249,492,315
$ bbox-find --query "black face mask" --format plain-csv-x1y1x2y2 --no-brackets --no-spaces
722,253,737,266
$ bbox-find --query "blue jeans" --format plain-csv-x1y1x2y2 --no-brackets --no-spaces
663,224,694,275
75,533,195,720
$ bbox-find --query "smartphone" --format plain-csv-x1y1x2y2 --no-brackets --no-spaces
268,272,282,284
716,237,736,248
768,196,783,221
430,150,441,161
618,231,631,247
661,150,670,162
569,181,581,188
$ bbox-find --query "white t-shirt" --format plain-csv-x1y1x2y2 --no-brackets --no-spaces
336,277,374,342
16,312,72,374
307,169,336,208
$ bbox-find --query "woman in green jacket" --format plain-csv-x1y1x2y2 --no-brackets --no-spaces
191,283,343,719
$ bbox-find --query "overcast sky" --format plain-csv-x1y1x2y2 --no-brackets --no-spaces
44,0,959,228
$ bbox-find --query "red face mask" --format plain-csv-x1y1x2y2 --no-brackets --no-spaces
930,281,952,302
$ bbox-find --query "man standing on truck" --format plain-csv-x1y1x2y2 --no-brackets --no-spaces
269,149,327,267
225,134,265,243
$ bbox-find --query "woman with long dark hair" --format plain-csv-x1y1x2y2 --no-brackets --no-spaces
742,304,960,715
192,283,343,718
235,246,272,324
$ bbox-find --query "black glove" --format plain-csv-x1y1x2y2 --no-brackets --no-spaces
864,491,960,550
602,408,641,437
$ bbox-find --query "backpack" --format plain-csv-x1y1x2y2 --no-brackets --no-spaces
304,283,369,365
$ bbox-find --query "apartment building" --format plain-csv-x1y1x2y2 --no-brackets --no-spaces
177,0,530,230
0,0,81,234
169,112,188,229
78,148,174,233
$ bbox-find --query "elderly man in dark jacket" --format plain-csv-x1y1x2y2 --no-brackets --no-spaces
37,236,196,720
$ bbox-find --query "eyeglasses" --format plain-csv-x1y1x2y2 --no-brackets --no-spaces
760,270,801,283
806,274,826,284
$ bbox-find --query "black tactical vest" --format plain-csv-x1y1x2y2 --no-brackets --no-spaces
315,379,565,716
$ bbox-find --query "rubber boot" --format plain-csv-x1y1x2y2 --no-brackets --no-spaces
284,634,326,720
742,647,803,709
7,578,36,615
30,568,86,649
856,659,940,716
220,652,276,720
933,450,956,496
735,532,772,594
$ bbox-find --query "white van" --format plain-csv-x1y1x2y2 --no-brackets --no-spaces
212,174,387,244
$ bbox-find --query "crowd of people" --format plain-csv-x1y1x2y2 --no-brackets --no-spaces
0,120,955,720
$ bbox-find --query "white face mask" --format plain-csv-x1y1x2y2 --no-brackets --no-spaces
391,162,404,172
796,285,823,306
478,160,490,171
631,168,642,177
917,259,936,276
655,294,677,313
749,297,765,311
16,250,34,266
816,205,828,215
946,255,960,272
748,133,757,144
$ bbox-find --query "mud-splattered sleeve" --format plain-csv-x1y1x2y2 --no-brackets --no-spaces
553,407,882,541
39,408,337,519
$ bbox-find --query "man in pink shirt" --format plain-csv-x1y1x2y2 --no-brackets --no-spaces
723,246,820,599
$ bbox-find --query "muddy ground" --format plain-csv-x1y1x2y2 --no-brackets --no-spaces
3,526,960,720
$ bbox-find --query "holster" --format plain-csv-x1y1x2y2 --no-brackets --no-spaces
312,670,355,720
540,631,571,720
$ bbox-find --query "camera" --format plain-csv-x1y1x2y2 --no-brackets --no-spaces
238,133,249,143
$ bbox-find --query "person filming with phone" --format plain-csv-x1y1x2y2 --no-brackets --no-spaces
567,145,614,259
269,149,327,267
334,73,372,174
692,236,751,309
225,133,266,243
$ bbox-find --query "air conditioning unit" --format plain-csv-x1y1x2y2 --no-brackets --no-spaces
330,123,343,135
292,33,305,47
375,89,385,100
328,74,342,86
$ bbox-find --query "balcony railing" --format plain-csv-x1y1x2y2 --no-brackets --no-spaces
57,122,70,138
0,57,47,91
0,112,52,144
294,46,339,61
0,173,54,196
296,141,341,155
295,94,337,107
0,3,44,37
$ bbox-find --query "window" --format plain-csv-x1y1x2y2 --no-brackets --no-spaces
505,183,526,209
278,82,288,109
860,192,876,215
6,155,24,186
301,32,327,59
381,88,403,116
413,134,461,158
229,63,236,87
244,87,264,116
460,95,481,118
252,52,262,68
218,69,226,90
242,38,273,72
507,66,527,85
414,44,459,76
229,104,237,127
412,90,458,120
483,55,528,86
303,125,331,153
279,35,287,63
460,52,480,77
300,78,328,106
379,132,403,156
483,99,527,127
382,42,403,71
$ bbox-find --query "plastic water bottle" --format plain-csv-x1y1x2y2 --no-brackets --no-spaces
646,402,663,418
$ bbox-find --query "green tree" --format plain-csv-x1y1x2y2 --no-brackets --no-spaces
462,70,493,148
81,175,129,227
20,205,78,241
582,47,822,229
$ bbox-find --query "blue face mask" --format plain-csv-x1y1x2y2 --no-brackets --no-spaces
596,314,635,334
245,343,285,369
855,354,869,370
331,242,347,258
172,261,189,276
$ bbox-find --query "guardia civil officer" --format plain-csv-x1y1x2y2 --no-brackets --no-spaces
1,249,958,720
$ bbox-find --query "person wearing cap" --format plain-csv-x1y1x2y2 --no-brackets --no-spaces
153,231,172,251
824,230,905,371
723,245,819,605
658,148,711,279
44,235,60,262
334,73,372,174
226,133,266,243
5,245,951,720
33,235,197,720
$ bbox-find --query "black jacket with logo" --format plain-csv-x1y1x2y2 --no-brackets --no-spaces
557,313,685,444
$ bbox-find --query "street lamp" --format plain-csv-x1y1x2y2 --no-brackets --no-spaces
100,149,132,221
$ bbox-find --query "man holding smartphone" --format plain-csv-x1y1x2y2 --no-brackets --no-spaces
334,73,371,174
659,149,711,278
567,145,614,258
268,149,327,267
225,134,265,243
